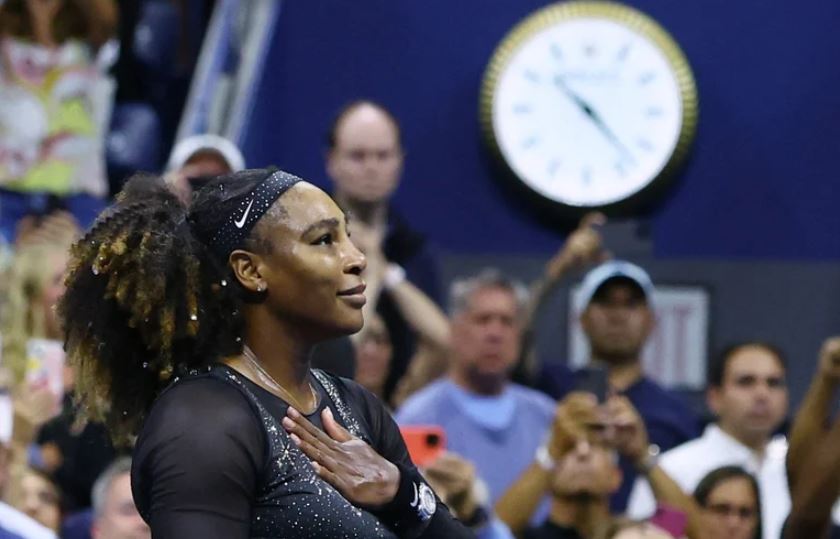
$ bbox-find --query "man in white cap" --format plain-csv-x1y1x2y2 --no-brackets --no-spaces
164,134,245,203
534,258,701,512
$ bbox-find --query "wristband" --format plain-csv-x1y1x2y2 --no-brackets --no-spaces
635,444,661,475
382,264,407,290
377,463,436,534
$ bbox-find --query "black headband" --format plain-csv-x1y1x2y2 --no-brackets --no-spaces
207,170,302,258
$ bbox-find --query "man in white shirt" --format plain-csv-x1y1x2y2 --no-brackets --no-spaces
626,342,789,539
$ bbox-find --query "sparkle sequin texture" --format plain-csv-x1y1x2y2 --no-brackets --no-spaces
312,370,364,439
208,170,302,258
207,366,396,538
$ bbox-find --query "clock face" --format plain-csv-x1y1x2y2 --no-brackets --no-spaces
482,2,697,211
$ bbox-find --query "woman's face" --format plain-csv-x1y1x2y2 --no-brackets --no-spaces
39,249,69,340
20,471,61,532
247,183,367,339
700,476,759,539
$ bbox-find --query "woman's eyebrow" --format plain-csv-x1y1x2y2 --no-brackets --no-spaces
301,218,341,237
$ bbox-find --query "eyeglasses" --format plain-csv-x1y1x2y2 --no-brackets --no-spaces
704,503,756,520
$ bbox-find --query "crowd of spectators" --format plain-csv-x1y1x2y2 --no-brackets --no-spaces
0,2,839,539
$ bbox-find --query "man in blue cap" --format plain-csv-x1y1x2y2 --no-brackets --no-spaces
533,254,701,512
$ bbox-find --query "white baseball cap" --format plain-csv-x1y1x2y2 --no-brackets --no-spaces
578,260,654,308
166,134,245,173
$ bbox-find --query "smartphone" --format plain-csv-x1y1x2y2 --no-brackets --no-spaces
25,338,66,414
576,365,609,403
400,425,446,467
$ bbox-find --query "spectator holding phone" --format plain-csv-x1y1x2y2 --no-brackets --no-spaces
496,392,703,539
1,231,116,512
523,221,700,511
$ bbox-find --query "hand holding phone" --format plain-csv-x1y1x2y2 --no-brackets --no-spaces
575,365,609,403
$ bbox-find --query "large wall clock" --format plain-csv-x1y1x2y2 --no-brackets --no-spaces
480,1,698,216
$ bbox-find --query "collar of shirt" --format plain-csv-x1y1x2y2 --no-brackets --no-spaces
703,424,787,472
446,381,516,432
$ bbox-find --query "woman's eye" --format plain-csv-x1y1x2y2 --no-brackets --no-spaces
313,234,334,246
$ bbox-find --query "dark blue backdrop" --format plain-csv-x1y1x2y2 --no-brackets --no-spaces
243,0,840,260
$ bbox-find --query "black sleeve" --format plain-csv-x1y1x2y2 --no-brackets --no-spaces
343,378,476,539
132,378,265,539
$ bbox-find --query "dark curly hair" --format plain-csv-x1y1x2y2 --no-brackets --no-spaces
59,169,276,442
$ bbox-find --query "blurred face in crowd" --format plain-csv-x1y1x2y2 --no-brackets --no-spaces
327,103,404,205
699,476,759,539
550,440,622,499
173,150,234,202
708,345,788,445
581,279,653,364
612,523,674,539
354,314,392,395
40,247,69,340
183,150,233,178
450,286,521,390
20,470,61,531
92,472,150,539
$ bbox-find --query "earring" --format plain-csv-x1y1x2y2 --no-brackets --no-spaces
256,283,265,292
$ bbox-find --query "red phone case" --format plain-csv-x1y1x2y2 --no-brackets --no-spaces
400,426,446,467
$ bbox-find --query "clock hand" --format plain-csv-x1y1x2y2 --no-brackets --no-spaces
553,75,636,164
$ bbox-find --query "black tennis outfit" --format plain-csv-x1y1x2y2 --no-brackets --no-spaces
132,364,474,538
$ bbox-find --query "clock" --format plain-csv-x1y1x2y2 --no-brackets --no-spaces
480,1,698,215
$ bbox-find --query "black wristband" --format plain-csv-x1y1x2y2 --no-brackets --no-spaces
375,463,437,537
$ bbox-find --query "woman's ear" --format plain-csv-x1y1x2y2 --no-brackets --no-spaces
228,249,264,293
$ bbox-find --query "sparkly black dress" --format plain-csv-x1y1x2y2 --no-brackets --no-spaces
132,365,473,538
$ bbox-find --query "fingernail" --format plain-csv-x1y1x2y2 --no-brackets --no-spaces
287,406,299,418
282,417,295,430
325,408,334,419
290,433,301,446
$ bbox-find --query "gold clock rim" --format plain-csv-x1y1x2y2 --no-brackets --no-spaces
479,0,699,209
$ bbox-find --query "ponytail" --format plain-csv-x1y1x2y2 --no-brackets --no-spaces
60,174,244,441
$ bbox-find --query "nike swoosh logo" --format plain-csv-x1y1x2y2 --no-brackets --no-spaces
234,199,255,229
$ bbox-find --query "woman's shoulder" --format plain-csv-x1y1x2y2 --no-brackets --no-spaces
138,367,262,445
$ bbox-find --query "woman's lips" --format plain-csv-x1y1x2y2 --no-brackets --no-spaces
338,284,367,308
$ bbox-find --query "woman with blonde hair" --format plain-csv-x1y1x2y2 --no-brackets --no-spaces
2,239,72,384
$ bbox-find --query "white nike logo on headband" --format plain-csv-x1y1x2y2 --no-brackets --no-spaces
234,199,255,229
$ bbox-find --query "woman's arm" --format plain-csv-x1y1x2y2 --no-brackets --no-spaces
384,275,451,352
133,380,262,538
